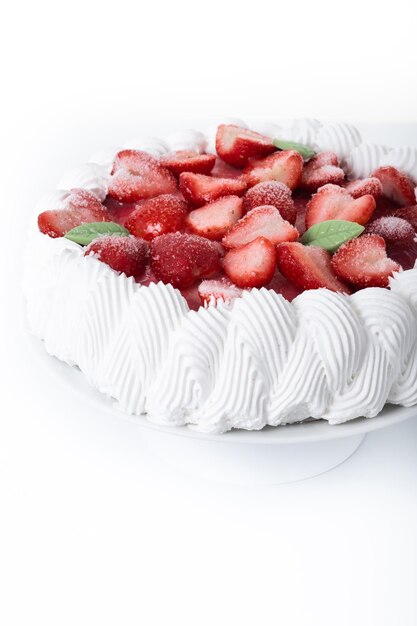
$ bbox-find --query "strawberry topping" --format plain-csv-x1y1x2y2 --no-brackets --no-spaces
345,177,382,199
305,184,376,229
85,235,148,278
38,189,110,238
186,195,243,241
372,166,416,207
277,242,350,294
223,237,276,288
222,206,299,249
109,150,177,202
179,172,247,207
393,205,417,231
198,278,243,307
301,152,345,191
150,232,221,289
365,216,415,246
244,150,303,190
124,194,187,240
332,234,401,288
215,124,276,168
159,150,216,176
243,181,296,224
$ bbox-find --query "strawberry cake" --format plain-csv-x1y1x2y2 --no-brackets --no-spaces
24,119,417,433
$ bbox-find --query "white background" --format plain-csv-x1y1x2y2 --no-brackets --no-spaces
1,1,417,624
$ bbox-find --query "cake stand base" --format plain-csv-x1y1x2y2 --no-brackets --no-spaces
140,427,366,486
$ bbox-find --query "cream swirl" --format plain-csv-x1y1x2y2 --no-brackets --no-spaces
315,122,362,166
379,146,417,183
24,228,417,434
344,143,389,180
122,136,170,157
280,118,322,148
57,163,111,201
164,129,208,154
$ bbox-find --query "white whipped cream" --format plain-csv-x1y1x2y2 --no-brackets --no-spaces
122,136,170,157
344,143,389,180
26,120,417,433
88,148,121,173
279,118,322,148
24,228,417,434
57,163,110,201
379,146,417,183
164,129,208,154
315,122,362,166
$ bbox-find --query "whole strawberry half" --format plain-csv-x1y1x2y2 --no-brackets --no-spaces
160,150,216,176
372,166,416,207
276,242,350,294
109,150,177,203
85,235,149,278
244,150,303,190
243,181,296,224
223,237,276,288
332,234,401,288
38,189,110,238
150,232,221,289
393,205,417,231
222,205,299,249
215,124,276,168
301,151,345,191
365,216,415,245
124,194,188,240
179,172,247,207
186,195,243,241
305,184,376,229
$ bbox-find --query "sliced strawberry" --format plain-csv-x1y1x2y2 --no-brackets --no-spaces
301,152,345,191
222,206,299,249
124,194,187,240
198,278,243,307
243,181,296,224
393,205,417,230
150,232,221,289
159,150,216,176
85,235,148,278
332,234,401,288
372,166,416,207
179,172,247,207
305,184,376,229
345,177,382,199
186,195,243,241
244,150,303,190
215,124,276,168
223,237,276,288
109,150,177,202
38,189,109,238
276,242,350,294
365,216,415,245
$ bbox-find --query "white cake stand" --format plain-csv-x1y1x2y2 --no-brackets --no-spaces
28,334,417,485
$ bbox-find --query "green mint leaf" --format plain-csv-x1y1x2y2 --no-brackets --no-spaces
300,220,365,253
273,138,315,160
65,222,130,246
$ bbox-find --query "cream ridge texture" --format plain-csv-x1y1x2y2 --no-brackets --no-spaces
24,120,417,433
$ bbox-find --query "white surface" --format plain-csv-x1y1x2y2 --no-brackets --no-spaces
1,3,417,624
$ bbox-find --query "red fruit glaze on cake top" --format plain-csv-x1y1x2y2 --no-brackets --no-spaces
37,123,417,308
124,194,188,240
243,181,296,224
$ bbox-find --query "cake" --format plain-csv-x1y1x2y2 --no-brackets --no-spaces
24,119,417,433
